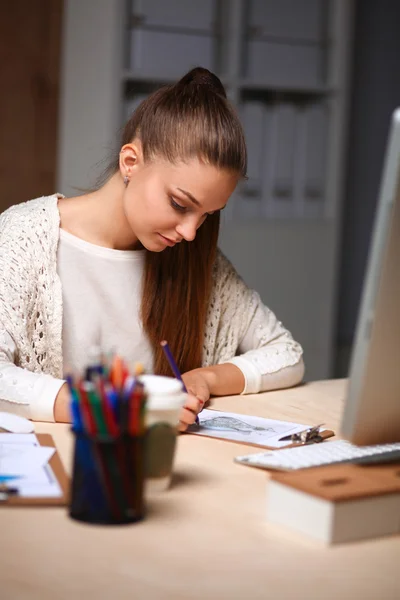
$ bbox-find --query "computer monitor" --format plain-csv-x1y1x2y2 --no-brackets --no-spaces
340,108,400,446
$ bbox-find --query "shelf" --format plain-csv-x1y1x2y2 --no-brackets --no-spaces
245,33,325,47
122,69,175,86
122,69,232,89
239,78,330,96
127,21,218,38
121,71,330,96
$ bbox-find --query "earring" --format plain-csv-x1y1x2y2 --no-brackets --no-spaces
123,175,129,186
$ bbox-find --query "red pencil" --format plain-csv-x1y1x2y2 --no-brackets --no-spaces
96,379,119,437
78,380,97,434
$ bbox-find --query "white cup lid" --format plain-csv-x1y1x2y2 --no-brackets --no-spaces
141,374,184,395
141,375,186,410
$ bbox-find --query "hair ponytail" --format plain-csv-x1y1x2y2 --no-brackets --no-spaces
178,66,227,97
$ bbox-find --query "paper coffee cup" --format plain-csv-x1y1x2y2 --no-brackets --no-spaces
141,375,186,493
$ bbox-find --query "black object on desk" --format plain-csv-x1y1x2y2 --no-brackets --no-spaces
69,430,145,526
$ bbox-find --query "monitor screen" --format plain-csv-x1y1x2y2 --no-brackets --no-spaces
340,108,400,446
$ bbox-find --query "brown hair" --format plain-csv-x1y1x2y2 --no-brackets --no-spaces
112,67,247,375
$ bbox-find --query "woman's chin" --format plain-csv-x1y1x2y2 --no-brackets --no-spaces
140,235,169,253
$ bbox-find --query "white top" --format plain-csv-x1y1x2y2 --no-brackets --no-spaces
59,228,153,375
0,195,304,421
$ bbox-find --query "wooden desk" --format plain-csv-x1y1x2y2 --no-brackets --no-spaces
2,379,400,600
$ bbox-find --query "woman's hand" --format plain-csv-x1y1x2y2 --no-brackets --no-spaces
53,383,72,423
178,369,211,432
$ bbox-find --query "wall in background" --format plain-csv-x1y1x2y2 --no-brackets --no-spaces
0,1,63,214
218,219,337,378
335,0,400,376
57,0,123,194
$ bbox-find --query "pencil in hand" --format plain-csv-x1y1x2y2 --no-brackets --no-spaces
160,340,200,427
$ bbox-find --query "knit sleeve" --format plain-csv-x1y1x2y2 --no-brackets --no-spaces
224,291,304,393
0,196,64,378
212,252,304,393
0,204,38,365
0,325,65,422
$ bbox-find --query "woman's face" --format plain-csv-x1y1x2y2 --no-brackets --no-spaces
121,145,238,252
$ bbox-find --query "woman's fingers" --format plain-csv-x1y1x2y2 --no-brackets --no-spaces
178,393,205,431
184,393,204,414
186,382,209,405
178,407,198,431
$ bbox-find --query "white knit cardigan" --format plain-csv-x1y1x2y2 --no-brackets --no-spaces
0,195,303,385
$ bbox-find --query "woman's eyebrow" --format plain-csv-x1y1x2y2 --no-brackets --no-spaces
176,187,201,207
176,188,227,212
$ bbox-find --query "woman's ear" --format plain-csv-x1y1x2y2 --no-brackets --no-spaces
119,140,144,178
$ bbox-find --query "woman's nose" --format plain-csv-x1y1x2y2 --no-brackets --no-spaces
176,218,197,242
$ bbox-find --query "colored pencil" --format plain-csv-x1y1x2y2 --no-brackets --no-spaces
160,341,187,391
97,379,119,437
160,340,199,425
0,475,21,483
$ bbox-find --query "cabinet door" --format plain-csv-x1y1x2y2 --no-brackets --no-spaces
245,40,323,87
131,0,216,31
244,0,327,86
248,0,325,41
130,29,215,76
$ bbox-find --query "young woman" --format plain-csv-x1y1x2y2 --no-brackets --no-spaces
0,67,304,430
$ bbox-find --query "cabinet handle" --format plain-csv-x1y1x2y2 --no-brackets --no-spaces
247,26,264,39
130,13,146,28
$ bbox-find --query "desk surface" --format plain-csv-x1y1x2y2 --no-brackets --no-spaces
2,379,400,600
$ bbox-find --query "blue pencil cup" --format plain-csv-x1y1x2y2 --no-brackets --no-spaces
69,430,145,525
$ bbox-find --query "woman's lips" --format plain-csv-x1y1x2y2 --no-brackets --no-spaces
158,233,176,246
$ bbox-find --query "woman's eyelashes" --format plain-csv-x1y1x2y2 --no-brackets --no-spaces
169,196,215,217
170,197,187,212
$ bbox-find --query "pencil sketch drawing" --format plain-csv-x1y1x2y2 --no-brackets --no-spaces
200,416,276,435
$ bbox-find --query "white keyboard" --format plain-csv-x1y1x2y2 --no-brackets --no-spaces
235,440,400,471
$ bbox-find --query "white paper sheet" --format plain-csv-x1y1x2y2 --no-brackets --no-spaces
0,444,55,475
0,433,62,498
190,409,314,448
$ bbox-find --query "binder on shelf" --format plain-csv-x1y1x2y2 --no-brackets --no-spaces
303,101,328,218
268,102,297,218
261,102,275,218
236,101,265,219
292,103,308,218
242,100,265,195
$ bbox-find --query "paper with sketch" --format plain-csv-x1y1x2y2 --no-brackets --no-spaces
0,433,62,498
189,409,313,448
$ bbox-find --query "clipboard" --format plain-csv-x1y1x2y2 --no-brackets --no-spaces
189,428,335,450
0,434,69,507
188,409,335,450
